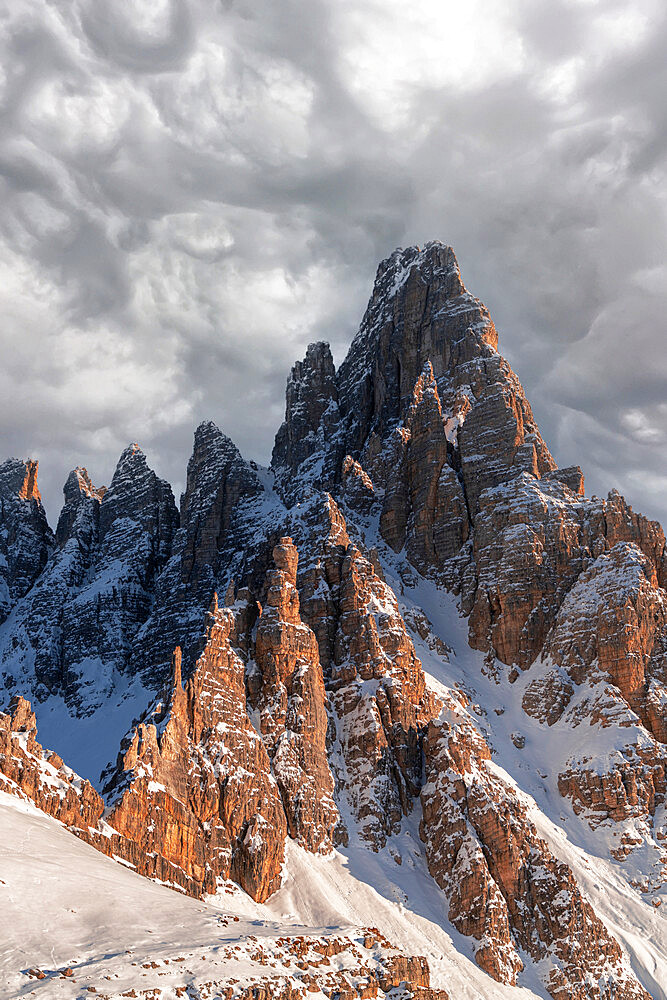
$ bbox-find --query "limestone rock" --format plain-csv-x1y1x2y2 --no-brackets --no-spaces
0,466,106,701
340,455,377,514
420,703,651,999
0,695,104,828
288,495,439,848
103,602,287,901
0,459,53,623
270,243,555,517
272,342,342,504
1,240,666,996
379,362,469,573
469,475,667,670
55,467,106,546
249,537,339,852
131,420,266,691
546,543,667,727
180,421,263,589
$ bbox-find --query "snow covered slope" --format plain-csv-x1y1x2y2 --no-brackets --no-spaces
0,791,543,999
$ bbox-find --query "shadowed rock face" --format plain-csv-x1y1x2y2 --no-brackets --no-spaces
0,458,53,623
0,241,664,1000
54,467,106,548
127,420,266,690
180,420,263,589
272,343,341,505
0,445,178,713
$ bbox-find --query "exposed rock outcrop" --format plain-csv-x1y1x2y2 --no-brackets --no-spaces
379,362,469,575
272,343,342,505
0,694,104,828
130,420,268,692
103,601,287,901
0,445,178,714
272,243,555,515
0,240,664,999
54,467,106,547
468,474,667,670
288,495,440,847
420,703,651,1000
180,421,263,589
249,536,339,852
0,459,53,623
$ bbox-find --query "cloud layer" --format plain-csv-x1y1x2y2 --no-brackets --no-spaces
1,0,665,526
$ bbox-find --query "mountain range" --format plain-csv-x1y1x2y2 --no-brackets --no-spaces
1,241,665,999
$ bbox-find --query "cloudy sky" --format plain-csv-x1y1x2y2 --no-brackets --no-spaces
1,0,666,525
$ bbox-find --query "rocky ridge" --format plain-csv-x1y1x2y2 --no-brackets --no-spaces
0,241,665,999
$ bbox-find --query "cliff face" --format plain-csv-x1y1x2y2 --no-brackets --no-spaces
271,243,555,515
0,241,665,1000
420,702,650,999
0,446,178,715
249,536,340,853
102,601,287,903
0,458,53,623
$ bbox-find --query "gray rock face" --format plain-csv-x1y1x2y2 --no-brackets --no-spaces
0,459,53,623
180,421,263,589
131,421,265,690
55,468,106,547
0,447,178,714
272,343,341,505
12,467,104,700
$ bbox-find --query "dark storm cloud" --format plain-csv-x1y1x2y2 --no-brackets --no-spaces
0,0,665,529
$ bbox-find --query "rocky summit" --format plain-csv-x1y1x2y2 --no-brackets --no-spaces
0,241,665,1000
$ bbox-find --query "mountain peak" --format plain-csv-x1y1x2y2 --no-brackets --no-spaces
99,443,178,549
192,419,241,460
271,341,339,497
0,457,42,503
374,241,464,299
182,419,260,520
64,467,106,504
55,467,106,547
0,458,52,623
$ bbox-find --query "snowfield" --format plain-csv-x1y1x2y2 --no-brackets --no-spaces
3,758,666,1000
0,789,542,999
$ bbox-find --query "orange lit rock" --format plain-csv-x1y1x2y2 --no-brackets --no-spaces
420,705,651,999
250,537,339,853
104,601,287,902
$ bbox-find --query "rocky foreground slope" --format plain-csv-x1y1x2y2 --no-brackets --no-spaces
1,242,666,999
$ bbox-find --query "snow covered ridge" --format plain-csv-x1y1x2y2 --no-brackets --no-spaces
1,241,666,999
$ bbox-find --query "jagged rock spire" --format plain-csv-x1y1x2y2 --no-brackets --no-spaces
55,467,105,546
99,443,178,549
271,343,342,505
270,242,554,512
0,457,53,622
0,241,664,1000
180,420,261,586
